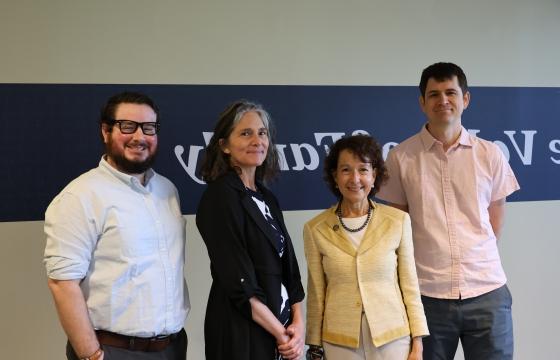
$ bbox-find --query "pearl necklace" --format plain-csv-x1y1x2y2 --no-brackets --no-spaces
336,203,373,233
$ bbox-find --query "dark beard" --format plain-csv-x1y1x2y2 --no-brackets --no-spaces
110,151,156,174
105,145,157,174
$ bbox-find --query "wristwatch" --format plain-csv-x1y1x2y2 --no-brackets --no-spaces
306,345,324,360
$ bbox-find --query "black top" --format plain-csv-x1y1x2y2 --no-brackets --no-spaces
246,186,291,326
196,171,305,360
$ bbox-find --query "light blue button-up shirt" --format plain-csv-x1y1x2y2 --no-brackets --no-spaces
44,157,190,336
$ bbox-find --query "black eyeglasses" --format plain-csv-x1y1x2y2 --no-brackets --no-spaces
109,119,160,135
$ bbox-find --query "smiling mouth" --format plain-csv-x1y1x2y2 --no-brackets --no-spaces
127,142,148,150
346,187,364,192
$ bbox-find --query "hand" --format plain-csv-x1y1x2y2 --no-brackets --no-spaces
407,337,423,360
407,349,422,360
277,320,304,359
276,332,291,358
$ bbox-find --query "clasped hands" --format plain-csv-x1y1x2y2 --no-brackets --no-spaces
277,321,304,359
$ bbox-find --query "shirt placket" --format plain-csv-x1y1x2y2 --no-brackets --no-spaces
441,148,461,298
143,192,174,333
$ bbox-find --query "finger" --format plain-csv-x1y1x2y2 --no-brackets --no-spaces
289,349,303,360
278,343,296,353
281,344,303,359
278,345,298,356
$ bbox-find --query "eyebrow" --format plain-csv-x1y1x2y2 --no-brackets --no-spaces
338,162,372,167
238,127,267,132
427,88,458,95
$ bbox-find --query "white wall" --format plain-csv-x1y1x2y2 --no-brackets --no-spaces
1,1,559,359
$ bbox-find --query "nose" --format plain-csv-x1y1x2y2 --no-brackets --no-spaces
250,133,262,146
438,93,449,104
351,170,360,182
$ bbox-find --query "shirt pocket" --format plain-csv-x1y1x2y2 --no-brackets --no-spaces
117,225,159,257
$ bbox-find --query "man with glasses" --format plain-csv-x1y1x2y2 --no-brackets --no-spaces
44,92,190,360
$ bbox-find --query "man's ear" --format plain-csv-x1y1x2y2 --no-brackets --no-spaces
463,91,471,110
419,95,427,115
101,124,111,144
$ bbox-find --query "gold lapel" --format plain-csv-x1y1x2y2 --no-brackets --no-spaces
316,205,357,257
357,201,389,254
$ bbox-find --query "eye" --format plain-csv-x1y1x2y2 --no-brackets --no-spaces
119,121,137,132
240,130,251,136
258,129,268,136
359,167,370,173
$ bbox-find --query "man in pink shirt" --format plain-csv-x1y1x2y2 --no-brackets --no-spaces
377,62,519,360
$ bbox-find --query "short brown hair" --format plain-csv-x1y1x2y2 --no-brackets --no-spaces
99,91,160,142
323,134,388,199
419,62,468,98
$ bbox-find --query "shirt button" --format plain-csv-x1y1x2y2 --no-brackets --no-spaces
240,278,245,283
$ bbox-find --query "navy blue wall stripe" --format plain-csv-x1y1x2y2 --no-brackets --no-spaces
1,84,559,221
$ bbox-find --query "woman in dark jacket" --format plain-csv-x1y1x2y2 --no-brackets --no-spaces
196,100,305,360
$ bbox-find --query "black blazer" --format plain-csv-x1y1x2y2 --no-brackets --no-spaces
196,171,305,360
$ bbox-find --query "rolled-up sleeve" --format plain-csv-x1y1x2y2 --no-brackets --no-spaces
196,184,266,319
44,192,98,280
490,143,520,201
376,149,407,205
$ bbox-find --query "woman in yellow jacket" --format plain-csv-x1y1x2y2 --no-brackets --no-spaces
304,135,428,360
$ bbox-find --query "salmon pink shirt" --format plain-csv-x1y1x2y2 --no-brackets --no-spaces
377,125,520,299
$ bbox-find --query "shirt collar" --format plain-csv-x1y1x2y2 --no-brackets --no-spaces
99,156,155,190
419,124,473,151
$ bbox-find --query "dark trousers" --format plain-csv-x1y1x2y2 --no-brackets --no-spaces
66,329,187,360
422,285,513,360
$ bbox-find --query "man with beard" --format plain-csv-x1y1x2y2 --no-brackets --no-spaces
44,92,190,360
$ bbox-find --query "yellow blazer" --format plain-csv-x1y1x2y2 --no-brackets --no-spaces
304,201,428,348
